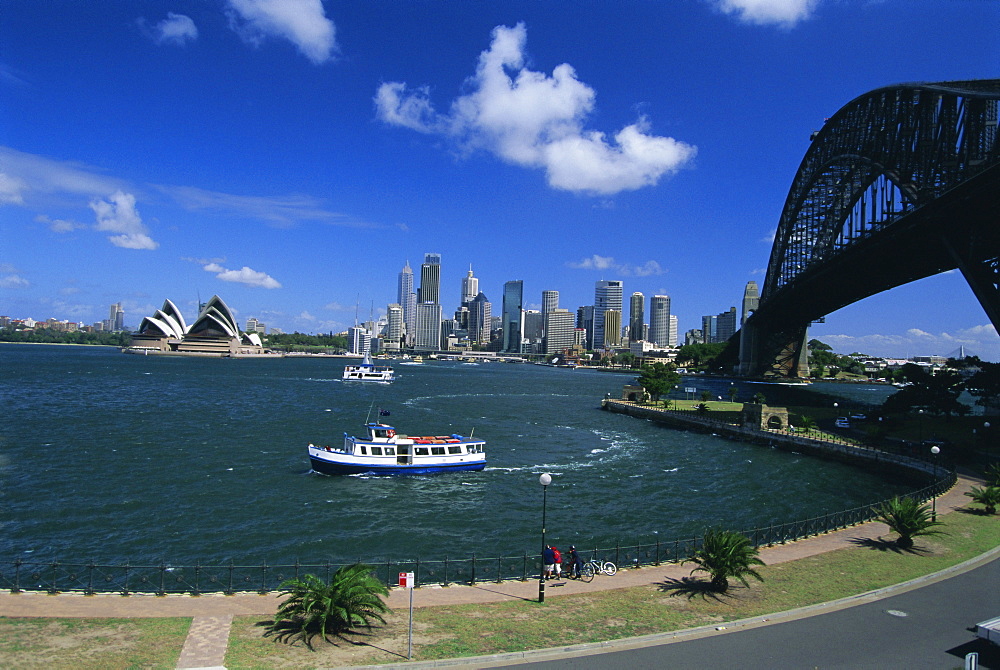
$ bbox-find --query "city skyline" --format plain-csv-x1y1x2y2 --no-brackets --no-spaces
2,2,999,360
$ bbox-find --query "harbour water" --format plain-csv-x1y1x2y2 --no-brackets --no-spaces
0,344,910,566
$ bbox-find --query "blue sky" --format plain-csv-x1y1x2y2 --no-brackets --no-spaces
2,0,998,359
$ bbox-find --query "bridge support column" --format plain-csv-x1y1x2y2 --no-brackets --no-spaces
740,322,809,379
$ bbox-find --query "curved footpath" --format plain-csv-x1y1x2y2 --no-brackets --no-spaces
0,473,994,669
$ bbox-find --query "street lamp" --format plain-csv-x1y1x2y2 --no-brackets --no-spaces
930,446,941,521
918,408,925,443
538,473,552,603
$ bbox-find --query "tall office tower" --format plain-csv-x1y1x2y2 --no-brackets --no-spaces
542,290,559,316
420,253,442,305
603,309,622,347
741,281,759,326
593,280,623,351
397,261,416,344
385,304,403,348
629,292,644,341
348,325,371,355
577,305,594,349
668,314,678,347
701,314,717,344
469,292,492,344
414,302,442,351
543,309,575,354
522,310,543,352
109,302,124,331
461,266,478,306
716,307,738,343
648,295,671,346
502,280,524,353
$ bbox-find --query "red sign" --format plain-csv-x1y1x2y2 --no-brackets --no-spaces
399,571,415,588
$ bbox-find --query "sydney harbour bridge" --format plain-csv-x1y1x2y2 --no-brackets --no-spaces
738,79,1000,378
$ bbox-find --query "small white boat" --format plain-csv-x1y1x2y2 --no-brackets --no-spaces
309,422,486,475
343,352,395,382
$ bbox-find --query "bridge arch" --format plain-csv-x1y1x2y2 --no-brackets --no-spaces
741,80,1000,378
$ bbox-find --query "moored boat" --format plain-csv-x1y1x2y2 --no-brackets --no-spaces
308,422,486,475
343,352,395,382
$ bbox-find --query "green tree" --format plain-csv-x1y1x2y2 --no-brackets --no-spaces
875,496,945,549
683,529,765,593
268,564,389,649
675,343,727,371
796,415,817,435
728,386,739,403
965,486,1000,515
637,362,680,403
964,360,1000,413
881,364,968,418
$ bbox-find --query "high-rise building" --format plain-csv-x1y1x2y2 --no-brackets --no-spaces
502,280,524,353
629,292,644,341
461,266,478,306
385,304,403,348
593,280,623,350
469,292,492,345
349,325,371,355
702,307,737,344
108,302,124,332
603,309,622,347
420,253,441,305
741,281,759,327
577,305,594,349
543,309,575,354
523,309,543,352
648,295,671,346
414,302,442,351
542,290,559,316
245,317,266,334
668,314,678,347
397,261,416,344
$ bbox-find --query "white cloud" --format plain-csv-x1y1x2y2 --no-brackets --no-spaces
818,324,1000,359
567,255,666,277
203,262,282,289
711,0,819,27
161,184,365,228
0,172,27,204
323,301,352,311
376,23,696,196
226,0,337,64
153,13,198,46
89,190,158,250
0,274,30,288
0,146,127,205
35,214,85,233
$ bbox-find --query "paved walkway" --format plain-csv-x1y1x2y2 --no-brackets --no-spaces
0,473,985,670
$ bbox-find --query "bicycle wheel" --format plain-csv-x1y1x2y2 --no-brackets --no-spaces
580,563,595,582
601,561,617,576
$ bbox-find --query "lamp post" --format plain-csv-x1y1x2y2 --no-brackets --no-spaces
930,445,940,521
918,408,925,444
538,473,552,603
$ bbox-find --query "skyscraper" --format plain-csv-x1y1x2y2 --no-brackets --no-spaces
502,280,523,353
649,295,671,346
542,290,559,316
629,292,644,341
461,266,478,306
414,302,442,350
593,280,622,349
108,302,124,332
603,309,622,346
469,292,492,345
397,261,416,345
577,305,594,349
420,253,441,305
385,303,403,348
543,309,575,354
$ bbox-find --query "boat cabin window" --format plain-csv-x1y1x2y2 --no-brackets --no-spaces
373,429,390,438
358,446,367,455
371,446,383,455
414,447,429,456
448,446,462,454
384,447,395,456
431,446,446,456
398,446,410,455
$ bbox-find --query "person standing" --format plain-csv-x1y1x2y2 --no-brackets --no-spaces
569,545,583,578
552,545,562,579
542,545,555,580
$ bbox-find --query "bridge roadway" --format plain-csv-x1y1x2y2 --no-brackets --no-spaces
0,474,996,668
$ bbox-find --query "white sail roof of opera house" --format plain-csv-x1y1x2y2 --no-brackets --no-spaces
137,298,189,339
186,295,240,339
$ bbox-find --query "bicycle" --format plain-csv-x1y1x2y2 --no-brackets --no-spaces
573,558,617,582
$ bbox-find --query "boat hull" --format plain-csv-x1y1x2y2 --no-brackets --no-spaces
309,455,486,476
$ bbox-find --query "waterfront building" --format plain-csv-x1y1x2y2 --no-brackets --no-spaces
420,253,442,305
742,280,759,327
577,305,594,349
603,309,622,347
543,308,575,354
385,303,403,349
502,280,523,353
469,292,492,345
245,317,266,334
669,314,678,347
414,302,442,351
349,325,371,355
629,292,644,342
108,302,124,332
523,309,543,353
593,280,623,352
397,261,416,345
648,295,671,346
703,307,738,344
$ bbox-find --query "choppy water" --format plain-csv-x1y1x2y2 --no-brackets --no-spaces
0,344,910,565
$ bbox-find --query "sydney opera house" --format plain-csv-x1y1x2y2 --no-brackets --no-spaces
127,295,267,356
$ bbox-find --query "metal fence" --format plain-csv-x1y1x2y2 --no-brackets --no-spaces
0,469,956,596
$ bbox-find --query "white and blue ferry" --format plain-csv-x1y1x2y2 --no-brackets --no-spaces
308,422,486,475
342,353,395,382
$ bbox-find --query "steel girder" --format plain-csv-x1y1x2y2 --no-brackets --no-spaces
744,80,1000,378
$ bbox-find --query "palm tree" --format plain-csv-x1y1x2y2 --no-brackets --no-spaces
965,485,1000,515
269,564,389,648
797,415,817,435
985,463,1000,487
683,529,765,593
875,496,945,549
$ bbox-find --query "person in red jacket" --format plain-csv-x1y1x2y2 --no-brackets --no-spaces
551,546,562,579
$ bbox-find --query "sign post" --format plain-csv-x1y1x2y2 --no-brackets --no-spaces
399,572,415,659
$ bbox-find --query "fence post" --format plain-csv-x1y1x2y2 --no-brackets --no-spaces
496,555,503,583
443,556,449,587
260,562,268,594
12,558,21,594
226,560,234,596
470,553,476,585
654,540,660,566
86,562,95,596
193,563,201,596
123,562,131,596
522,552,527,581
615,540,620,567
49,562,58,594
158,563,166,596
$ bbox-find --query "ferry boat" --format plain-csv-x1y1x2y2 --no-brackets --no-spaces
308,422,486,475
342,352,395,382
